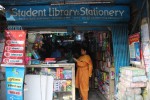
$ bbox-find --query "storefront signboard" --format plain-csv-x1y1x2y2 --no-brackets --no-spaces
5,67,25,100
1,30,26,67
5,5,130,21
129,33,141,64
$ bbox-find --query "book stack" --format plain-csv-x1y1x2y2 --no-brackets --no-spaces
117,67,147,100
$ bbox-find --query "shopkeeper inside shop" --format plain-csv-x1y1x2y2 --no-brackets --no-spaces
29,33,81,63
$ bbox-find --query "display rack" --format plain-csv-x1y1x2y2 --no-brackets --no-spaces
25,63,75,100
93,32,115,100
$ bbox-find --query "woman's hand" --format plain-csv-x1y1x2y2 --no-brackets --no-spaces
73,58,78,62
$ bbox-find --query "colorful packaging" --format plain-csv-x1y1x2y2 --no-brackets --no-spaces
54,80,61,92
127,88,141,95
120,67,146,76
120,78,146,88
56,68,64,79
120,74,147,82
63,70,72,79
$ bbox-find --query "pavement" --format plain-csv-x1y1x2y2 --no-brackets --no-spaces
76,89,106,100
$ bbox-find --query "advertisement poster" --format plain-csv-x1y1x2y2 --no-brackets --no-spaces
129,33,141,64
1,30,26,67
5,67,25,100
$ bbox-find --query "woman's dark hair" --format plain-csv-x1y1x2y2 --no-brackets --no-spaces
81,45,88,54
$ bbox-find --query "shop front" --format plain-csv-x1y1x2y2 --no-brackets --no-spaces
0,4,130,100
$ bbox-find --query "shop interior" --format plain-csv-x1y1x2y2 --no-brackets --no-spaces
24,28,114,100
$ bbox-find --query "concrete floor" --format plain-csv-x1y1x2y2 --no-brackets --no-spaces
89,90,106,100
76,89,106,100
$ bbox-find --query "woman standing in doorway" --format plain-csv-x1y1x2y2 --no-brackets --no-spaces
74,46,93,100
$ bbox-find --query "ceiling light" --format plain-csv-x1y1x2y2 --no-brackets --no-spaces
0,5,5,11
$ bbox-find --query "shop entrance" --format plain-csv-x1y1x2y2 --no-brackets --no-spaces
25,28,114,100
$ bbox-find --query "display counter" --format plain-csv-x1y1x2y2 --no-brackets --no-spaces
25,63,75,100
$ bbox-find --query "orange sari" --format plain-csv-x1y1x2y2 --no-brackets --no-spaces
75,55,93,100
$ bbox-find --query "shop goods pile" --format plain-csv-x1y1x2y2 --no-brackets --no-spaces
117,67,147,100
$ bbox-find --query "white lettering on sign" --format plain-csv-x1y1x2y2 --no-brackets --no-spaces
6,40,24,45
11,7,125,17
3,58,23,63
11,41,24,44
8,25,23,30
5,46,24,51
12,8,46,17
10,53,23,57
11,47,24,50
9,59,23,63
4,52,23,57
11,47,23,50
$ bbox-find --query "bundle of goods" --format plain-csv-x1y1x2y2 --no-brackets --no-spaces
117,67,148,100
44,58,56,64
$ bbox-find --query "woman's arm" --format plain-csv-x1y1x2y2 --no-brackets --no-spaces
73,58,88,67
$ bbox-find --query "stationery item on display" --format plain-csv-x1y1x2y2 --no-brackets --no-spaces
25,53,32,65
66,80,72,91
54,80,61,92
44,58,56,64
56,68,64,79
48,70,56,79
31,59,41,65
63,70,72,79
32,50,40,59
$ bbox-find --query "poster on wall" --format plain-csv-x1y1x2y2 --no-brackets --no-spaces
1,30,26,67
129,33,141,65
5,67,25,100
